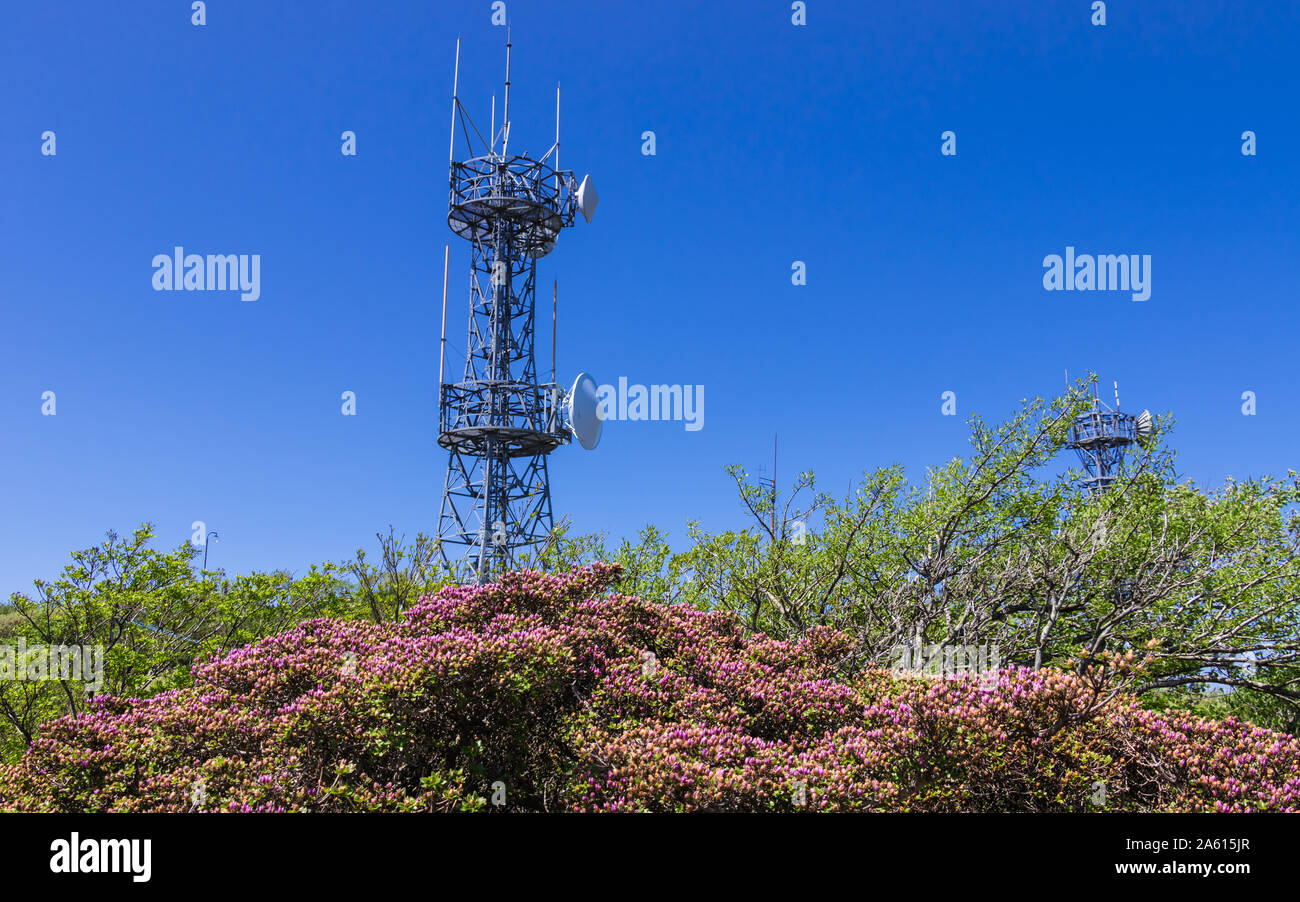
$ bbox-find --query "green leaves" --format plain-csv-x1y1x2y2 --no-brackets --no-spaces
533,375,1300,734
0,525,357,763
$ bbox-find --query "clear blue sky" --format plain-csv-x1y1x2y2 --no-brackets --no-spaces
3,1,1298,596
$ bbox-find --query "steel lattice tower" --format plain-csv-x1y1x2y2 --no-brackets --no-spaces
1066,381,1150,494
437,35,598,584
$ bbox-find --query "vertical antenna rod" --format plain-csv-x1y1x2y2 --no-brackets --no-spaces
1114,380,1121,411
502,27,512,155
555,83,561,193
772,434,778,539
552,280,557,384
439,245,450,386
448,38,460,164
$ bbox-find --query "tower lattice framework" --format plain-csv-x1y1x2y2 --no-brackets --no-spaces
1066,382,1145,495
437,36,582,584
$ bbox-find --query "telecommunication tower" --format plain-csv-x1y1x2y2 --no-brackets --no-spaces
1066,380,1152,494
437,33,602,584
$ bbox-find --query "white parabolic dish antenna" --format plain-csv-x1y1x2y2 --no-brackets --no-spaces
576,174,598,224
568,372,602,450
1135,409,1154,438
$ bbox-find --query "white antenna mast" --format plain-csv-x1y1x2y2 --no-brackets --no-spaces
490,94,496,154
555,82,561,193
439,244,449,387
502,27,512,156
448,38,460,164
1114,380,1121,411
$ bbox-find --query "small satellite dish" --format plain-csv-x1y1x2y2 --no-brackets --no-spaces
576,174,598,224
568,372,602,450
1136,409,1154,438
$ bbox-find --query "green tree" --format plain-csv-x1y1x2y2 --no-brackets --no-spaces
538,376,1300,731
0,525,352,761
343,528,449,622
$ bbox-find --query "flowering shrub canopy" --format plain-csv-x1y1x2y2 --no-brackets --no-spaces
1,564,1296,812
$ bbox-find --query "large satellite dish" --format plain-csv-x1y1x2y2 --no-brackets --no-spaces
568,372,602,450
576,174,598,224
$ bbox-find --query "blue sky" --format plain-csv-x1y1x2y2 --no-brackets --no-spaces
3,0,1299,596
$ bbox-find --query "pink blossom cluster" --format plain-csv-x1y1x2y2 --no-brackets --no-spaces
1,564,1295,812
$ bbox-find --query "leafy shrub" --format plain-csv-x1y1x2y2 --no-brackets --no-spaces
2,565,1296,812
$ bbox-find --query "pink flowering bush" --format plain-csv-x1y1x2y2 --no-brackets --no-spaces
1,564,1296,812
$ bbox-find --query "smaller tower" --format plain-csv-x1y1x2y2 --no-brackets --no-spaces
1066,380,1152,494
